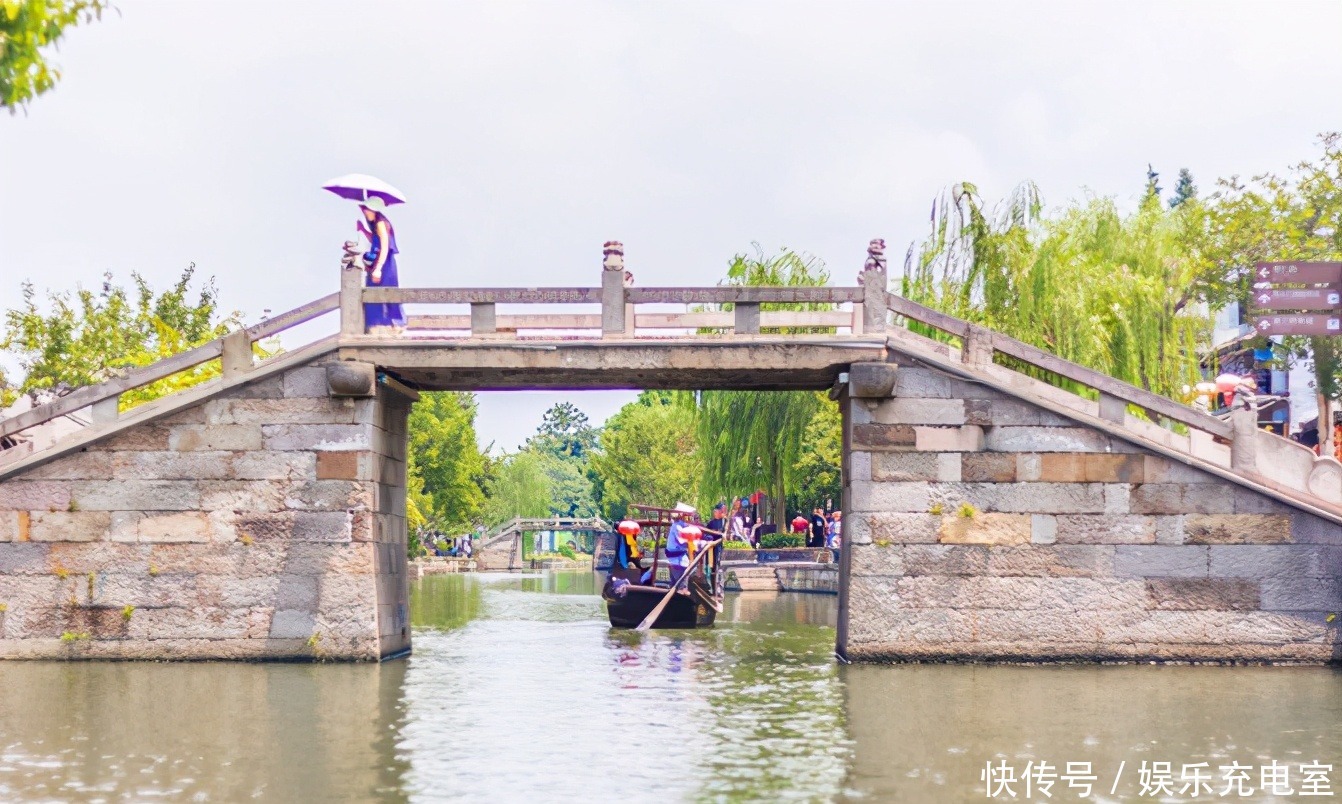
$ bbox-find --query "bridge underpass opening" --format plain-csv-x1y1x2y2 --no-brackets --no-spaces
399,375,855,631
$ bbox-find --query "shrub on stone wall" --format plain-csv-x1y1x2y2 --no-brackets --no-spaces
759,532,805,549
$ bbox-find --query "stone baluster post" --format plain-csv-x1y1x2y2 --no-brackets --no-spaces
340,262,365,338
859,238,887,335
1229,376,1260,473
601,241,625,338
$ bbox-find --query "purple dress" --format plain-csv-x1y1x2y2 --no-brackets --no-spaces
361,214,406,329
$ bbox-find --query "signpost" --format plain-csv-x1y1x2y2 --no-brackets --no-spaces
1252,315,1342,336
1251,262,1341,333
1253,261,1342,285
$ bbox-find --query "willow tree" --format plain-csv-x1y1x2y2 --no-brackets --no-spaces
901,179,1220,400
697,246,838,525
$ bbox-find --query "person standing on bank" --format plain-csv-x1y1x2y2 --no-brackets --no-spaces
810,507,827,549
323,173,408,335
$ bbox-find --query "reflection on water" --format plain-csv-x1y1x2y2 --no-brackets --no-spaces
0,571,1337,802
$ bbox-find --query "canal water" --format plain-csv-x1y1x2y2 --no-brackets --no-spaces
0,571,1337,802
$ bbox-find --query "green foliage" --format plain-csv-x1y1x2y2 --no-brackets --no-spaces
1,266,247,409
722,540,753,550
957,502,976,518
534,451,598,518
1170,168,1197,209
557,544,578,561
589,391,699,519
407,392,487,531
482,451,552,526
902,179,1214,399
121,604,134,621
1,0,108,113
698,247,836,525
528,401,599,459
759,532,805,549
788,399,842,512
59,630,90,642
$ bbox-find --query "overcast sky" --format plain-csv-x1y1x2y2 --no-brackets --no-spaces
2,0,1339,451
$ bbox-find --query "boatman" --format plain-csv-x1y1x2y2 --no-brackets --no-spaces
665,502,698,587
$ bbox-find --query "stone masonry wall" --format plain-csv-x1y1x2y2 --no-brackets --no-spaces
0,358,412,660
839,366,1342,664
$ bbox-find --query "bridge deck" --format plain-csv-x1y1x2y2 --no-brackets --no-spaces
341,336,889,390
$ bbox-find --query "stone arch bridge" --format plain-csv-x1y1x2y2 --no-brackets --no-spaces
1,243,1338,662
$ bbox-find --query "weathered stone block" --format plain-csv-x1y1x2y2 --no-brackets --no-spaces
168,425,263,452
985,545,1113,577
108,511,142,542
138,512,211,543
1184,514,1291,545
1055,515,1155,544
199,480,287,512
1129,484,1235,515
1016,453,1042,481
232,451,316,481
316,451,362,481
204,397,351,425
849,451,871,483
961,453,1016,482
101,425,171,451
0,481,71,511
984,427,1112,453
1154,515,1186,545
71,480,200,511
1103,484,1130,514
848,481,930,513
286,481,372,512
326,362,377,397
1291,514,1342,546
1038,453,1085,482
275,574,319,610
0,543,50,574
901,545,989,576
1231,487,1293,515
1031,515,1057,545
28,511,110,542
0,511,27,542
1142,455,1215,484
865,513,940,544
1113,545,1209,578
931,482,1107,514
871,398,964,426
262,424,371,451
891,367,986,400
1144,578,1260,611
937,513,1031,545
872,453,959,482
284,543,375,576
109,451,235,480
292,511,354,542
25,452,114,480
914,425,984,452
852,423,916,449
282,366,330,399
1208,545,1337,579
1257,577,1342,611
232,512,295,544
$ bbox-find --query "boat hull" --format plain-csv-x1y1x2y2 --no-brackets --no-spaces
602,578,718,629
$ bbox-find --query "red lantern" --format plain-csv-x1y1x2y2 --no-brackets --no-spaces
680,525,702,541
617,520,641,536
1215,373,1239,408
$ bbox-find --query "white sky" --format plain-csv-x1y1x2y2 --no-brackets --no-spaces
2,0,1339,451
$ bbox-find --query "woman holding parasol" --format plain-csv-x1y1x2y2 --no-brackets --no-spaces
323,174,408,335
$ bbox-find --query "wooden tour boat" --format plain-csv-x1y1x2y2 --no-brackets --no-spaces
602,503,724,630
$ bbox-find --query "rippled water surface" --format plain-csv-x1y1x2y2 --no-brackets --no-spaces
1,571,1338,802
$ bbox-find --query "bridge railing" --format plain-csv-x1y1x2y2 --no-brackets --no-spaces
0,294,341,446
342,241,885,339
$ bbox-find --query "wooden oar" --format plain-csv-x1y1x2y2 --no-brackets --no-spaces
634,538,722,632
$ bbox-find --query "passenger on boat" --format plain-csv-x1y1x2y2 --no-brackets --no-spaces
664,502,698,586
